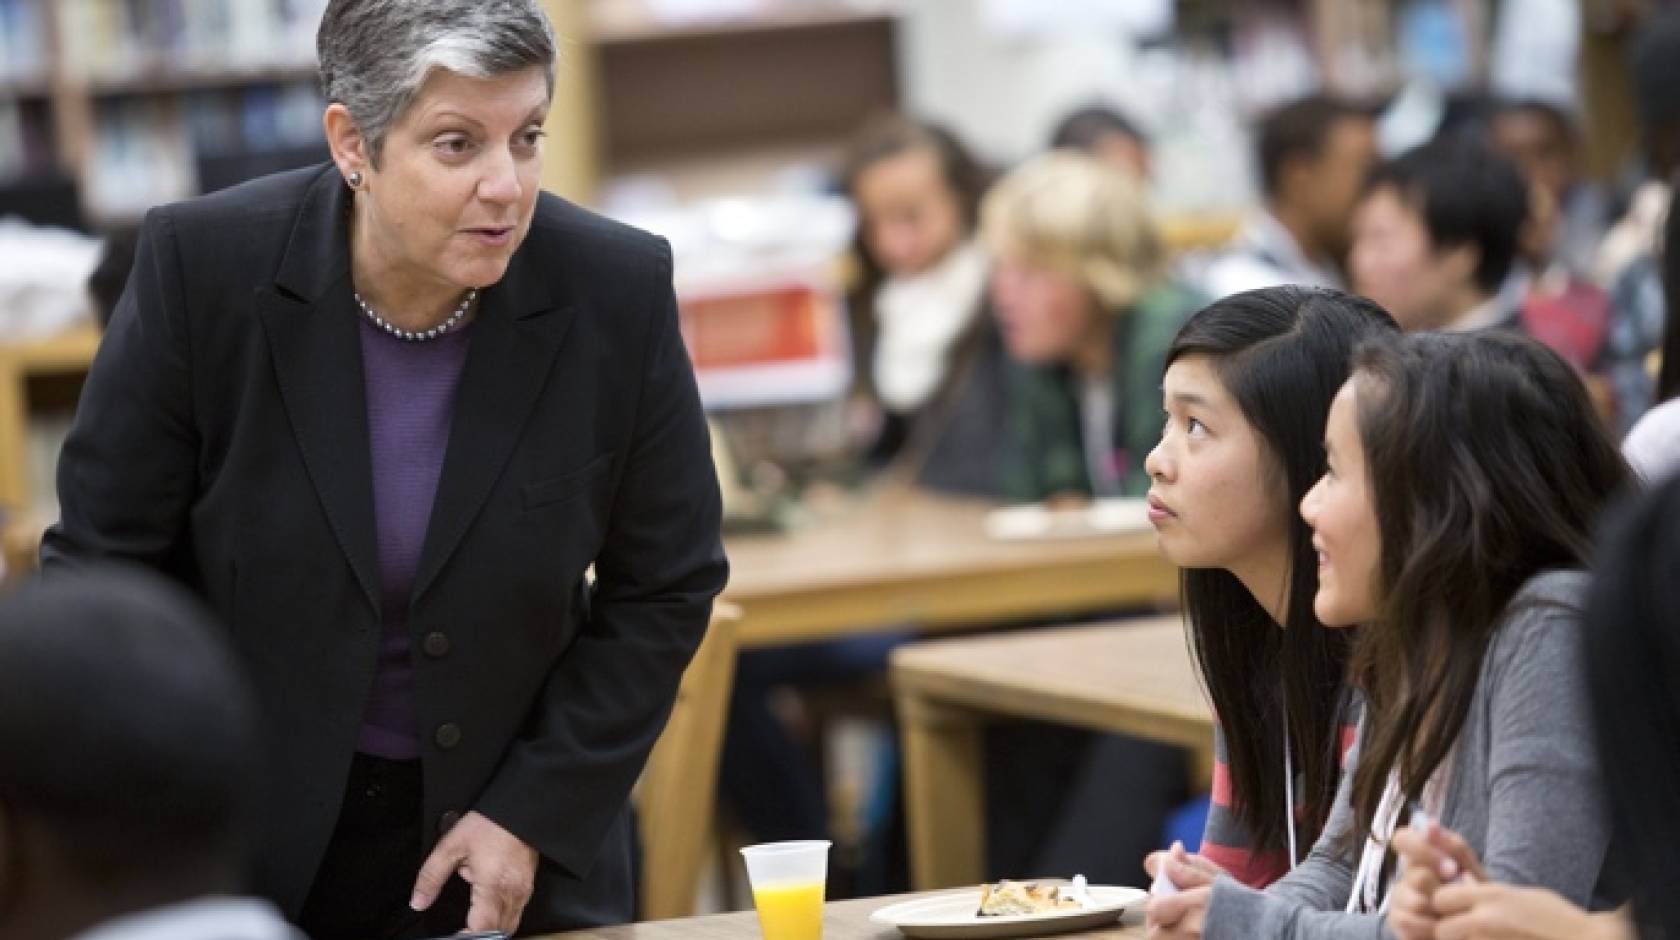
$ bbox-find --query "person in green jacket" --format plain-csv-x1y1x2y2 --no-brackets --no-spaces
982,149,1204,500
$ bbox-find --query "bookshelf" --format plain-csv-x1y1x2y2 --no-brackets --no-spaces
0,0,330,227
588,0,899,183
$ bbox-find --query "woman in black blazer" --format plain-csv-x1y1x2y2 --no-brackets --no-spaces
40,1,727,937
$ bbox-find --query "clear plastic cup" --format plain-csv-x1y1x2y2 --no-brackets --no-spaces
739,840,831,940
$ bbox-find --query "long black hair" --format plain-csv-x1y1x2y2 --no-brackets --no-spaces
1164,286,1397,859
1345,330,1629,848
1585,474,1680,939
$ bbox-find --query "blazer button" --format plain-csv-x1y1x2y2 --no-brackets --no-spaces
434,723,462,750
439,810,461,834
422,632,450,658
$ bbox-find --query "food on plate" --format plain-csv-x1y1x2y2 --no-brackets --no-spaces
975,880,1085,917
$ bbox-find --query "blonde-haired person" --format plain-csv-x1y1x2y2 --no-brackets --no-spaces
983,150,1203,500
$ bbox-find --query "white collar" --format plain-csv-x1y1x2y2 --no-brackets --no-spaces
1241,211,1342,288
1444,294,1509,333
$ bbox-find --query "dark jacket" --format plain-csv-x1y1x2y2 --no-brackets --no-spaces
900,315,1012,497
41,164,728,933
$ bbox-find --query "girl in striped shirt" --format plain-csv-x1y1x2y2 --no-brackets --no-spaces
1143,287,1396,887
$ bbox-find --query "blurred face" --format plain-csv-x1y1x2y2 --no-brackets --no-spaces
854,147,966,277
1300,379,1382,626
1145,356,1290,574
989,247,1099,365
1491,109,1574,201
334,66,549,295
1349,186,1471,331
1089,131,1152,181
1301,117,1377,258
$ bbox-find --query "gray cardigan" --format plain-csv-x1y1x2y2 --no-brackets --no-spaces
1204,570,1610,940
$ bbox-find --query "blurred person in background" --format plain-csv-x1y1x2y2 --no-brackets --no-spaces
966,150,1203,883
1197,95,1376,300
1489,98,1608,278
714,119,1001,879
841,116,995,479
41,0,727,935
0,568,299,940
983,150,1203,500
1049,103,1152,180
1349,137,1531,334
1594,10,1680,433
1620,175,1680,481
1473,99,1620,419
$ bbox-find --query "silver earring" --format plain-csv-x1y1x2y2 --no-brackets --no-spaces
348,170,364,188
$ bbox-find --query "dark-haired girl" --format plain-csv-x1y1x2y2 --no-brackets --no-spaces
1141,287,1396,889
841,115,995,476
1149,330,1627,939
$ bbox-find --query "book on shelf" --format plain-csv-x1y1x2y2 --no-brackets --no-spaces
85,97,198,220
86,82,326,220
0,0,49,86
56,0,327,84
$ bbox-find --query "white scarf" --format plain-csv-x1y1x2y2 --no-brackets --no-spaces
872,240,988,413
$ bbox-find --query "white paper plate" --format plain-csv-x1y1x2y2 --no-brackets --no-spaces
869,885,1147,938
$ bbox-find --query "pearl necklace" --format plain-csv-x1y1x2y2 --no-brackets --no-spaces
355,288,477,342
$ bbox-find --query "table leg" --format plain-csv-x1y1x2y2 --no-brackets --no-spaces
0,362,27,511
896,692,985,890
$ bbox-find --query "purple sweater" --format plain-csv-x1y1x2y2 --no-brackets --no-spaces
354,316,472,760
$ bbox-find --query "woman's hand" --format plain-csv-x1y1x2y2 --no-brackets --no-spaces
409,810,539,934
1387,822,1489,940
1145,842,1221,939
1147,886,1211,939
1432,885,1632,940
1385,846,1444,940
1393,821,1488,885
1432,886,1632,940
1143,841,1226,886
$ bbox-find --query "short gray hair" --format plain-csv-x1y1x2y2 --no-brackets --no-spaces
318,0,557,163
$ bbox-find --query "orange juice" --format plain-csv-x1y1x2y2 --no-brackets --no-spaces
750,880,824,940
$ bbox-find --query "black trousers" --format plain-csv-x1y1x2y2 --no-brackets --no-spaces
297,753,471,940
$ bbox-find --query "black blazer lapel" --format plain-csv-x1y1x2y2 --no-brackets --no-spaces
254,167,383,615
411,263,577,604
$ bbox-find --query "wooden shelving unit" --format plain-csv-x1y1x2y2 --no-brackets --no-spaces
0,1,903,513
0,0,328,227
0,324,102,512
79,63,321,97
585,0,900,197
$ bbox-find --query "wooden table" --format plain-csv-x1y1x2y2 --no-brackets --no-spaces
539,892,1145,939
891,617,1214,890
723,489,1179,649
